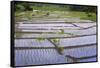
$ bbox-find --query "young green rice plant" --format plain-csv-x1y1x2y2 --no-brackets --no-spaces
36,32,48,42
51,38,60,45
58,29,64,34
15,28,23,38
36,37,45,42
66,33,74,36
15,33,23,38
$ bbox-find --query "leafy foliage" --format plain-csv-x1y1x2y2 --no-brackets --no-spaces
15,2,97,21
15,2,97,13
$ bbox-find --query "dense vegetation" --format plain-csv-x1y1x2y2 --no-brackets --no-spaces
14,2,97,22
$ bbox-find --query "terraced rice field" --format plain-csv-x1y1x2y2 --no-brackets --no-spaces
14,21,97,66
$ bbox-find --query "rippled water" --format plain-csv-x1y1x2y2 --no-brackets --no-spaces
15,23,97,66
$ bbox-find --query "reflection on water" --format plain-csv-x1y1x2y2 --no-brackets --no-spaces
15,23,97,66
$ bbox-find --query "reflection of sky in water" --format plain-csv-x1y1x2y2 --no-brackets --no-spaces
15,49,67,66
79,57,96,62
15,23,97,66
59,35,96,47
64,27,96,35
63,46,96,57
15,39,55,47
15,46,96,66
18,23,74,27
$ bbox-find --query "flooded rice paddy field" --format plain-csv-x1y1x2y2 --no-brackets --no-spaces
14,22,97,66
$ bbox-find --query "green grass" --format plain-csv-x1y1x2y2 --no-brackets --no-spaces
68,11,96,21
15,10,96,22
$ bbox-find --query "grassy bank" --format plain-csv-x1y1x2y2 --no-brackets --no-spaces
15,10,96,22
